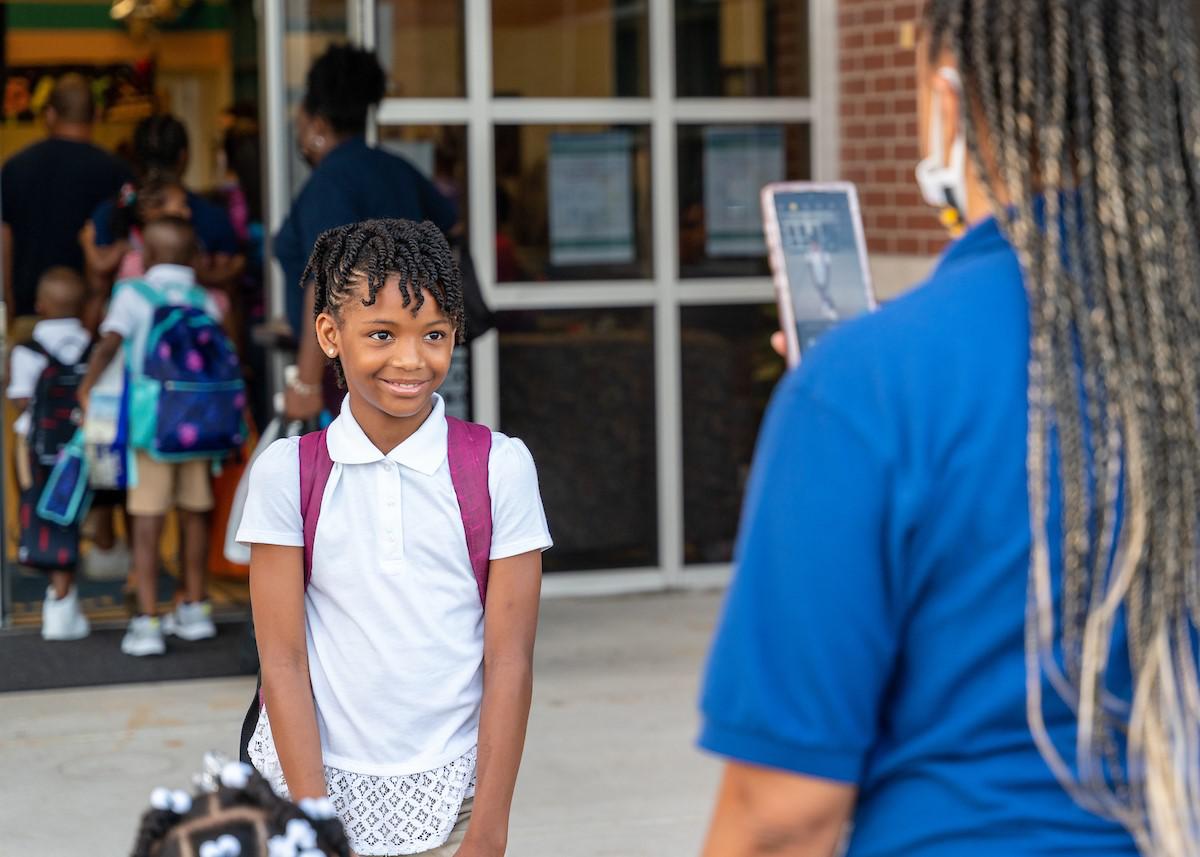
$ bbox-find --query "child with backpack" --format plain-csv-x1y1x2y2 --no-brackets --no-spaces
7,267,93,640
236,219,551,856
79,216,246,657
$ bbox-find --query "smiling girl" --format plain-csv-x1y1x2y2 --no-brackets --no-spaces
236,219,552,857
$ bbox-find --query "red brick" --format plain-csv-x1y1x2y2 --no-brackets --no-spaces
894,141,921,161
894,187,925,208
876,213,900,230
841,54,863,73
873,166,901,184
871,27,898,48
864,99,889,116
893,96,919,115
862,52,887,71
893,48,917,68
843,121,870,140
864,189,890,208
872,74,900,93
862,6,887,25
843,30,866,50
863,142,887,160
844,77,867,96
894,2,920,22
896,236,923,254
871,119,899,137
841,100,860,118
906,214,938,231
838,8,860,27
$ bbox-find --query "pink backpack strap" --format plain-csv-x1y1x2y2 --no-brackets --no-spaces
298,429,334,590
447,416,493,606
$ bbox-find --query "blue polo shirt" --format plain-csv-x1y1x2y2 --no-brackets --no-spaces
699,216,1137,856
273,137,457,333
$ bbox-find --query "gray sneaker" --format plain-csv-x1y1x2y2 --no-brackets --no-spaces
121,615,166,657
162,601,217,641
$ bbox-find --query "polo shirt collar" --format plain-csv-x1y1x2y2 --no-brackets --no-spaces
144,263,197,289
326,394,448,475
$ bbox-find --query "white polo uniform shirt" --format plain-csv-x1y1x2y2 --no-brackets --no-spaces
237,393,552,775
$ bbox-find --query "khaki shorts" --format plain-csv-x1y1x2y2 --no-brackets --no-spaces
409,798,473,856
127,452,214,517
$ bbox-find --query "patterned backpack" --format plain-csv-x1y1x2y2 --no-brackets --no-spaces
22,339,92,467
239,416,493,762
122,280,247,460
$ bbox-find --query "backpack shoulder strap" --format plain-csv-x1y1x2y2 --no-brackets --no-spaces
446,416,493,607
298,429,334,590
121,278,161,306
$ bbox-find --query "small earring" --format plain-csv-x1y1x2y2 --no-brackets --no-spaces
327,349,336,357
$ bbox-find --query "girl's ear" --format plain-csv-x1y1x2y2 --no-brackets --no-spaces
315,311,339,359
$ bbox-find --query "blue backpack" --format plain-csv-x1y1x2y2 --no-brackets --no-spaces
122,280,247,461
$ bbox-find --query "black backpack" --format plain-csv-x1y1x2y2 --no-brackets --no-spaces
22,340,91,467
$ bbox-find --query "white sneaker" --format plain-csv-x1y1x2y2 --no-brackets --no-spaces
121,615,166,656
41,586,90,641
83,542,131,582
162,600,217,641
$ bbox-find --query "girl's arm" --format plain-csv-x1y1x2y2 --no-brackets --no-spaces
458,549,543,857
249,542,327,800
77,331,123,414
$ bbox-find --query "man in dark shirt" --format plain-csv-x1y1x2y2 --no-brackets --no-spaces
1,75,132,320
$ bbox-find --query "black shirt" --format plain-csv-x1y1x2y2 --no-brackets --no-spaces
1,137,132,317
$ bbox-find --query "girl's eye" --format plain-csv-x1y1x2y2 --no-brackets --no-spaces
368,331,393,342
426,331,448,342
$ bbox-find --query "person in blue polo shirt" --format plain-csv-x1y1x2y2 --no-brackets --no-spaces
698,2,1200,855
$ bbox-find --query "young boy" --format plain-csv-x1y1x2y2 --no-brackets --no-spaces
80,217,224,656
8,267,92,640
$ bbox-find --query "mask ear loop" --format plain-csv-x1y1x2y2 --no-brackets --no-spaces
918,67,969,237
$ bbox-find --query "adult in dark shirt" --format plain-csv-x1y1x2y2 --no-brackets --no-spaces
275,45,457,420
0,74,132,321
81,114,243,301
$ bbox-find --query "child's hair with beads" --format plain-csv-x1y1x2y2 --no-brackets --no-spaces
130,758,351,857
301,218,464,384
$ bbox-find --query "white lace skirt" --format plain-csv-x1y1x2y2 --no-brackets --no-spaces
248,708,477,856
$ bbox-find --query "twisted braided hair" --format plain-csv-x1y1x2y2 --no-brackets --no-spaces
302,218,464,385
129,767,351,857
928,1,1200,852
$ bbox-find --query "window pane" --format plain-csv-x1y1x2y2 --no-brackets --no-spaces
499,308,658,571
284,0,348,197
376,0,465,97
675,0,810,97
493,0,649,97
495,124,653,282
681,304,783,564
678,123,810,278
377,125,468,232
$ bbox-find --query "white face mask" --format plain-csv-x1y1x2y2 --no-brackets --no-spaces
915,67,968,234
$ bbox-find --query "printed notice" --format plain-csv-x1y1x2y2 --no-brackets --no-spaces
704,126,785,257
548,131,635,266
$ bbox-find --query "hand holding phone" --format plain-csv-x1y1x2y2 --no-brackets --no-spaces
761,182,876,367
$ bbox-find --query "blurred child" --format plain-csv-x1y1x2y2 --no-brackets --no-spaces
131,756,351,857
80,217,229,657
7,267,92,640
110,172,193,281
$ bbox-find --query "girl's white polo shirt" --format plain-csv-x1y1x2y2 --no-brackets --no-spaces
237,394,552,776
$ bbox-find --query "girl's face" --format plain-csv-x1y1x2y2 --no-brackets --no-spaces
317,275,455,427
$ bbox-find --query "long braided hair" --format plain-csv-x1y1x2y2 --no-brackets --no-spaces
301,218,464,385
927,1,1200,852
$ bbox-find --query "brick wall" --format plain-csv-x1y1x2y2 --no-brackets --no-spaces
838,0,947,257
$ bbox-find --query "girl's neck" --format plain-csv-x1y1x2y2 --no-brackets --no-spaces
347,394,436,455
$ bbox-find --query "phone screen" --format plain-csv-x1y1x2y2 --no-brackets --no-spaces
764,185,874,364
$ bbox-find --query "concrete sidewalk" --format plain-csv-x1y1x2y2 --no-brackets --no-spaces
0,591,725,856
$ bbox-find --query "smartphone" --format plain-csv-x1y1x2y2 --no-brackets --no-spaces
761,182,876,368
